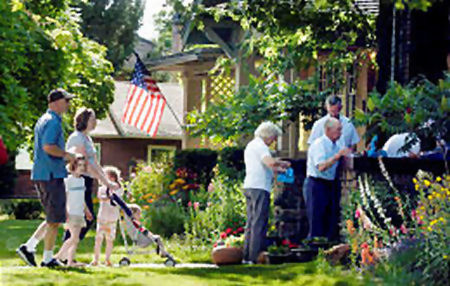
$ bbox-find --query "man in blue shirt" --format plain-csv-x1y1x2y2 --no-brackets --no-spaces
17,89,76,267
304,118,351,242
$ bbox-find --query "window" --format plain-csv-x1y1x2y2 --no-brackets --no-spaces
94,143,101,164
147,145,176,163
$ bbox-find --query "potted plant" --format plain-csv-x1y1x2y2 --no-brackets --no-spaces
267,239,297,264
212,228,245,265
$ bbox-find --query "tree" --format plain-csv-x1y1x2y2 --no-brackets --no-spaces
0,0,114,151
77,0,144,73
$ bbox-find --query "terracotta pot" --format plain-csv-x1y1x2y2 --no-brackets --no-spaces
211,247,243,265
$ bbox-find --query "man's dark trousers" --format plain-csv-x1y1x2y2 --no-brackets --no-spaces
303,177,341,242
243,188,270,263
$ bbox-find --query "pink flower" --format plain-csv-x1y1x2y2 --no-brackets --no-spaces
208,183,215,193
411,209,417,219
207,202,212,207
361,242,369,249
193,202,200,210
220,232,227,239
188,201,192,207
389,227,397,236
355,209,361,219
225,228,232,234
400,224,408,234
237,227,244,233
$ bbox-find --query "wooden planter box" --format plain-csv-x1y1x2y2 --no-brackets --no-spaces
212,247,243,265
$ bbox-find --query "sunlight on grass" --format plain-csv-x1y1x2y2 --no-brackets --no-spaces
0,218,365,285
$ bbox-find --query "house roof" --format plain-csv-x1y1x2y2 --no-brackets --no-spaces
91,81,184,139
145,47,223,71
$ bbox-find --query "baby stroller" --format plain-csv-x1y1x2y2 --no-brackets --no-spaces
108,191,177,267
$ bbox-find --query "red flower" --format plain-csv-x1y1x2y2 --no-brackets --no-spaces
220,232,227,239
355,209,361,219
237,227,244,233
406,107,412,114
361,242,369,249
289,243,299,249
213,242,218,248
389,227,397,236
400,224,408,234
232,231,237,235
281,239,290,246
225,228,232,234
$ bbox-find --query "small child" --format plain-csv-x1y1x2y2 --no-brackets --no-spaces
91,166,123,266
127,204,169,259
54,154,93,267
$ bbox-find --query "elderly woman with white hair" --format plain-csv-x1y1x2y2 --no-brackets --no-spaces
242,121,290,264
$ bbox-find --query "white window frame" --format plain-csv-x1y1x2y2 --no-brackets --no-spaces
147,145,176,163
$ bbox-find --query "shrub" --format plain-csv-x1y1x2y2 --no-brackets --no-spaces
0,199,43,220
142,202,187,238
217,147,245,181
173,148,218,187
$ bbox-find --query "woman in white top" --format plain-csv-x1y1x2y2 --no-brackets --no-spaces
242,122,290,264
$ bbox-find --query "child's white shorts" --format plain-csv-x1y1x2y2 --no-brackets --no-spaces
96,221,117,241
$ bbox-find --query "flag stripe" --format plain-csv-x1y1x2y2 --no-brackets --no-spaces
121,85,138,122
127,88,144,125
144,94,160,133
150,97,166,137
138,94,155,131
132,93,149,127
147,94,164,135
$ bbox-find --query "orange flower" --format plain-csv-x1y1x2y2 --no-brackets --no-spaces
143,205,149,210
361,247,375,266
346,220,355,235
147,198,153,203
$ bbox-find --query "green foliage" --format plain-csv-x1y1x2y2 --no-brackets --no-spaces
0,199,43,220
77,0,144,73
173,148,218,187
142,202,187,238
187,75,330,142
0,0,114,151
184,174,246,246
217,147,245,181
354,75,450,145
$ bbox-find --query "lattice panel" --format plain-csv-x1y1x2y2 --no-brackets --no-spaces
210,74,235,99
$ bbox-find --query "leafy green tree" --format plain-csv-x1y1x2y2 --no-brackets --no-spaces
0,0,114,151
77,0,144,73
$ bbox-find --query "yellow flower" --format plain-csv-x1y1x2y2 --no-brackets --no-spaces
444,255,448,259
412,178,418,184
427,195,433,200
424,180,431,187
169,190,178,196
436,177,442,182
174,178,186,185
415,184,420,191
143,205,149,210
430,220,438,226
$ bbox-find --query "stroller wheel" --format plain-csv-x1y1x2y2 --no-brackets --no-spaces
119,257,131,266
164,258,176,267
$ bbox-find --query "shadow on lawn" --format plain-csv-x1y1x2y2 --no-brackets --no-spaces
130,263,320,284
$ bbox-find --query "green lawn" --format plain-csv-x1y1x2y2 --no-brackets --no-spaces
0,218,368,285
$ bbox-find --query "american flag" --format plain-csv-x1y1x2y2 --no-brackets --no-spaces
121,55,166,137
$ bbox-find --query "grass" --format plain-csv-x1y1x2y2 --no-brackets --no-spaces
0,217,367,285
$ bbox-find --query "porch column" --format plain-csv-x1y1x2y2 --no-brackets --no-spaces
182,71,202,149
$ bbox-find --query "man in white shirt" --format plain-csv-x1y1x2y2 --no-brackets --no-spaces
243,122,290,264
382,132,421,158
308,95,360,149
304,118,351,241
